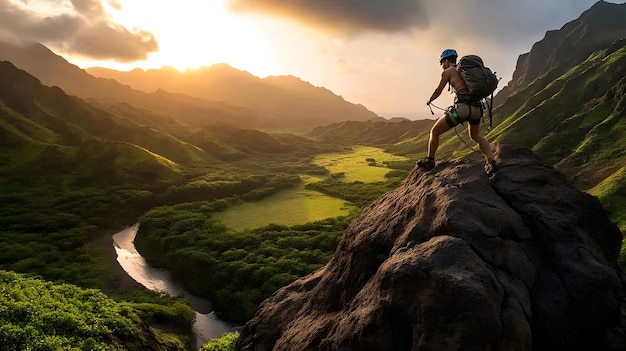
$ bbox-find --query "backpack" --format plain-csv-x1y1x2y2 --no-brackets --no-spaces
457,55,499,129
457,55,498,99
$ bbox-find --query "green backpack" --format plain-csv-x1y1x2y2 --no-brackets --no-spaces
457,55,499,129
457,55,498,99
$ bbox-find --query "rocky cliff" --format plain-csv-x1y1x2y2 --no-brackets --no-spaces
236,144,624,351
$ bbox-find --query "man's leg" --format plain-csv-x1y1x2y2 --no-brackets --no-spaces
469,124,498,176
428,115,452,158
468,124,494,162
417,115,451,170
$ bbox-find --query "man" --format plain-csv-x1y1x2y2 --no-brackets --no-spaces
416,49,497,177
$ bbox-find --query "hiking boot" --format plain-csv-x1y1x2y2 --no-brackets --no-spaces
416,157,435,171
485,160,498,178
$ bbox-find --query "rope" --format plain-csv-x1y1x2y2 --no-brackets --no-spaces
454,125,478,153
428,103,446,115
427,102,478,153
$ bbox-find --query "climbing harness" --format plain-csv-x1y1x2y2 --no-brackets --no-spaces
428,102,478,153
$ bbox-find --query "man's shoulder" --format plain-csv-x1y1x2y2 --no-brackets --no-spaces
443,66,460,78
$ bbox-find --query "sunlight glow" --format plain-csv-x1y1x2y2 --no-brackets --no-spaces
8,0,74,16
102,0,278,76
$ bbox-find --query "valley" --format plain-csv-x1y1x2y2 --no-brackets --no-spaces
0,2,625,349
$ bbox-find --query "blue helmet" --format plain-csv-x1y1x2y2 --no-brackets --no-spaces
439,49,458,63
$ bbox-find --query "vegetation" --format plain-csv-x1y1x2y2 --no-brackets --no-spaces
135,202,351,323
199,332,239,351
590,167,626,269
0,186,149,287
0,270,187,351
131,146,409,323
211,184,358,231
313,146,411,183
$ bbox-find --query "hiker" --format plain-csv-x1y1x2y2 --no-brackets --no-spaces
416,49,498,177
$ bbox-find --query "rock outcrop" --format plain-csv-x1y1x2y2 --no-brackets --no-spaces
236,144,624,351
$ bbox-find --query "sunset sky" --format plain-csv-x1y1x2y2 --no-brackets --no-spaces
0,0,612,119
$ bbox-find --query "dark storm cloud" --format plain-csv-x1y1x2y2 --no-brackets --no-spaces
226,0,600,44
227,0,430,34
0,0,157,61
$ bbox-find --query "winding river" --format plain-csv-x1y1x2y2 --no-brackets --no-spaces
112,224,236,350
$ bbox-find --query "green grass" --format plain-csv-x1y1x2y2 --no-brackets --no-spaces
313,146,409,182
200,332,239,351
589,167,626,230
588,167,626,270
211,181,358,231
212,147,404,231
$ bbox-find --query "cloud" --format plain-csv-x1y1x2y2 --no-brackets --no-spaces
226,0,599,47
0,0,157,61
421,0,600,47
226,0,430,35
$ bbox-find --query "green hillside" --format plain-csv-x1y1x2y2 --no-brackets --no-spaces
0,62,191,287
0,270,189,350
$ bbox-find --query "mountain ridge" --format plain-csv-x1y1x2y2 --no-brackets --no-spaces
0,41,270,130
494,1,626,106
0,40,379,130
86,63,379,130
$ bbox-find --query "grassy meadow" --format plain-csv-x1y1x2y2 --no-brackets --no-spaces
211,181,358,231
212,147,407,231
314,146,410,182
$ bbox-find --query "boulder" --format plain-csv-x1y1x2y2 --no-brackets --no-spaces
236,144,624,351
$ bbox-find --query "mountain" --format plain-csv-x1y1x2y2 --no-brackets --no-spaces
308,119,432,146
0,60,200,188
0,59,331,190
471,1,626,237
86,64,379,130
494,1,626,105
235,144,624,351
0,40,378,130
0,41,267,130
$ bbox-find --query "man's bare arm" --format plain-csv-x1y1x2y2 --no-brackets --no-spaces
427,70,449,104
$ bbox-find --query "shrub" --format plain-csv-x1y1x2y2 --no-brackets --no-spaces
200,332,239,351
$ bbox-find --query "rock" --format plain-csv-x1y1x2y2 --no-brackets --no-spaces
236,144,624,351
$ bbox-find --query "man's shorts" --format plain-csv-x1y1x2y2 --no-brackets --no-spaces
444,103,483,127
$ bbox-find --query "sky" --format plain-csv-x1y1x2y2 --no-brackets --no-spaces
0,0,614,119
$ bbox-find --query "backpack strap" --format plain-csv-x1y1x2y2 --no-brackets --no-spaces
480,94,494,130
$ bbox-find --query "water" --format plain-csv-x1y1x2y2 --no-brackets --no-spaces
112,224,236,349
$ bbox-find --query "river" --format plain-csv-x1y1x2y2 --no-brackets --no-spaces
112,224,236,350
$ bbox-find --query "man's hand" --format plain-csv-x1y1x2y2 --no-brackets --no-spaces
426,101,431,106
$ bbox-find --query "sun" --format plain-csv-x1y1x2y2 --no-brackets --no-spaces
101,0,278,76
